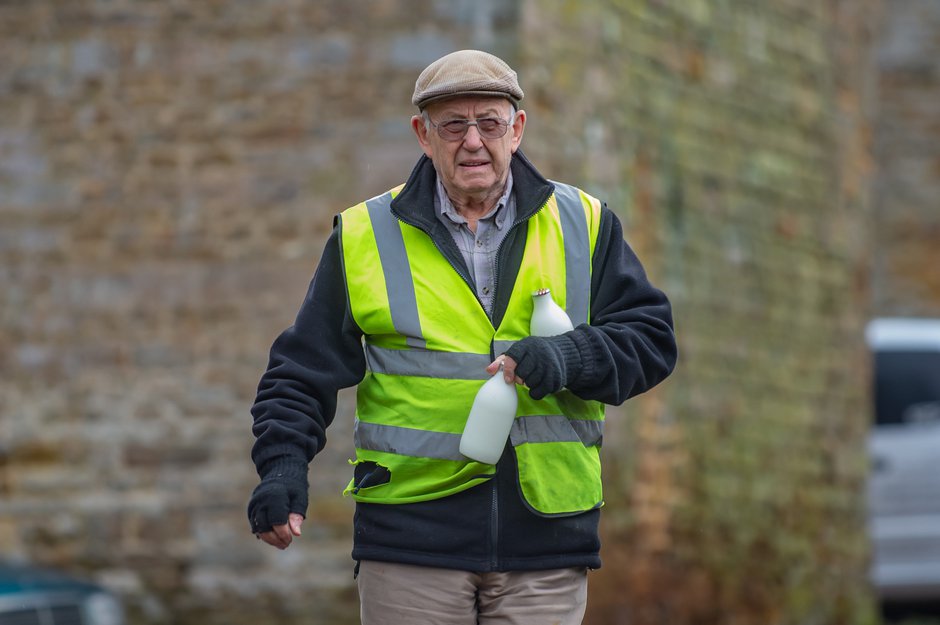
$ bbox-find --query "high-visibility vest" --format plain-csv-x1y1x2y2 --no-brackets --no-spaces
339,180,605,515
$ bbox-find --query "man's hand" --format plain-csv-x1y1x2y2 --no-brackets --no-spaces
248,457,309,546
500,335,579,400
258,512,305,550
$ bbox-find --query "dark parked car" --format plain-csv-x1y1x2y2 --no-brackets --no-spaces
867,317,940,600
0,561,125,625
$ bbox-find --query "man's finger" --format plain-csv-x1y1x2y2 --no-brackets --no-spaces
485,356,517,383
500,357,518,383
273,522,293,545
259,523,293,549
259,529,289,549
485,355,507,375
288,513,304,537
496,354,516,384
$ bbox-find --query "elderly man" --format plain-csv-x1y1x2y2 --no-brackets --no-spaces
248,50,677,624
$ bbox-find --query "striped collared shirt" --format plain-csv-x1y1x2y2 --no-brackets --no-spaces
434,172,516,317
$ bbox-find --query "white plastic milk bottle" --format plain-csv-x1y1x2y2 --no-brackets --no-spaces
458,363,518,465
458,288,574,464
530,288,574,336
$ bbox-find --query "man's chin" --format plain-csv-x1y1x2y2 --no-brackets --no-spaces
455,173,499,194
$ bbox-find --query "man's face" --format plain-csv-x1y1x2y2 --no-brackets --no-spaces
411,97,526,203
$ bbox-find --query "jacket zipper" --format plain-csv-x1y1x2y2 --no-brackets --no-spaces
490,478,499,570
485,200,548,571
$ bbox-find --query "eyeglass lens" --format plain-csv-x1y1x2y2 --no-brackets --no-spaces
436,118,510,141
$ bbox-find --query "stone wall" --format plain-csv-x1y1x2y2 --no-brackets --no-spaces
0,2,516,624
0,1,881,624
520,1,880,623
872,0,940,315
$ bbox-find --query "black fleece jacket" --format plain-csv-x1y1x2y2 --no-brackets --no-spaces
250,151,677,572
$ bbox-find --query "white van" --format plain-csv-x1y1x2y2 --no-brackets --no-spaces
867,318,940,600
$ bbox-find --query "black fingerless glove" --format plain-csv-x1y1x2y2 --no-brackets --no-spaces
247,456,309,534
505,333,583,400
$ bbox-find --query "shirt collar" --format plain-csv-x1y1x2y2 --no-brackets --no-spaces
436,171,514,230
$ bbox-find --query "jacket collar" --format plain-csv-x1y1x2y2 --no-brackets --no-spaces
390,150,555,232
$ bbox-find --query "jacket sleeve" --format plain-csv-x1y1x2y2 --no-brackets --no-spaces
249,223,366,475
564,207,677,405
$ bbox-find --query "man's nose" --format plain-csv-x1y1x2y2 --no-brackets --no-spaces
462,124,484,148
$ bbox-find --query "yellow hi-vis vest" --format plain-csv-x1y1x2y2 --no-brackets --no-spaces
339,181,605,515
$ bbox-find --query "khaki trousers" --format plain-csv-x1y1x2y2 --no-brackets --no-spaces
357,560,588,625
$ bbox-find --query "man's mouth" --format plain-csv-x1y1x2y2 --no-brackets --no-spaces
460,160,490,169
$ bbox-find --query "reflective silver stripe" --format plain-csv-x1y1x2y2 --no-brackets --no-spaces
492,340,517,356
510,415,603,447
569,419,604,446
366,193,426,349
355,416,602,462
354,419,465,461
365,344,491,380
552,182,591,326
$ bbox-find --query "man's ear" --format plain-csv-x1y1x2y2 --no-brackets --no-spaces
510,109,526,154
411,115,434,158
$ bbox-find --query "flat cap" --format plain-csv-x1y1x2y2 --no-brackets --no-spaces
412,50,524,110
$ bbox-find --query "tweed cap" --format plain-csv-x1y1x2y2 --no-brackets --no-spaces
412,50,524,110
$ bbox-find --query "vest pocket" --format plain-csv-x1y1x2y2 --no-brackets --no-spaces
351,460,392,494
344,453,495,504
514,440,603,516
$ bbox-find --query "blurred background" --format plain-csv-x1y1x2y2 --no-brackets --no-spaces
1,0,938,624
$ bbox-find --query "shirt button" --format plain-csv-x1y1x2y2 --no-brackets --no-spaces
482,286,490,295
476,239,483,247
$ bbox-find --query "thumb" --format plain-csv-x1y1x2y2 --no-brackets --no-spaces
288,513,304,537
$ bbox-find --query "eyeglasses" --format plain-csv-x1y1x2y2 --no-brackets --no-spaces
427,114,514,142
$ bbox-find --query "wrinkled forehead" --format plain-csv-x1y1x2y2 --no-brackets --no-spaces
424,96,515,119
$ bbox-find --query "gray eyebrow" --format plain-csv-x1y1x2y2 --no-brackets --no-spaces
431,104,517,120
422,105,516,131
